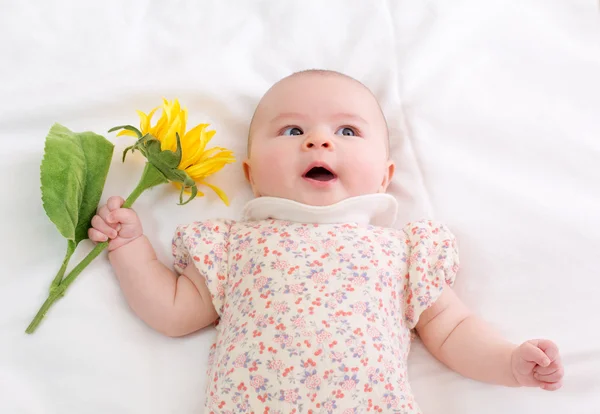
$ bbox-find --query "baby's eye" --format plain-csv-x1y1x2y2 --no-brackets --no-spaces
282,127,303,136
335,127,356,137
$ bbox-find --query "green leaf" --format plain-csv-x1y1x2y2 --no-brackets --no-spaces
122,145,135,162
145,140,175,172
41,123,114,244
178,184,197,205
107,125,142,138
173,132,183,162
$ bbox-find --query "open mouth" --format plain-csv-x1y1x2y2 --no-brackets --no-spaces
303,166,336,182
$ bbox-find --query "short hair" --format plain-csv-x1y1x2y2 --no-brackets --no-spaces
247,69,389,155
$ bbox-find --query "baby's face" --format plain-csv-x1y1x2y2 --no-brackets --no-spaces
244,74,394,206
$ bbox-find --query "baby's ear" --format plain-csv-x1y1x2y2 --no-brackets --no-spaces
243,159,252,184
379,160,395,192
243,159,261,196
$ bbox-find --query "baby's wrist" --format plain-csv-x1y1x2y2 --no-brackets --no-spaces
508,346,522,387
107,233,144,253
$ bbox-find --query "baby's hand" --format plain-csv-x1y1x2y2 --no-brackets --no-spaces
88,196,143,252
511,339,564,391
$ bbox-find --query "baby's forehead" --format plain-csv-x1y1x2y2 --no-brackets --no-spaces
252,73,381,126
266,73,371,104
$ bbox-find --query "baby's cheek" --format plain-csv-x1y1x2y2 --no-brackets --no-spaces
254,147,294,191
344,155,384,193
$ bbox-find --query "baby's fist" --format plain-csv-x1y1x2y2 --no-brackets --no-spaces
88,196,143,251
511,339,563,391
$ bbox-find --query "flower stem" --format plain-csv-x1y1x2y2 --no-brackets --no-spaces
26,241,108,334
123,162,167,207
25,163,168,334
49,240,77,292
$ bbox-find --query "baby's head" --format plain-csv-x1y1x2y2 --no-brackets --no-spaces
244,70,395,206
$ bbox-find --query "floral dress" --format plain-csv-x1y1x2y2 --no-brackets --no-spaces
172,196,459,414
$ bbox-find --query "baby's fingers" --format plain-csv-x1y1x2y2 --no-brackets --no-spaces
91,215,118,239
535,369,563,384
535,361,564,383
107,196,125,212
97,205,119,230
540,380,563,391
519,342,551,367
532,339,560,362
88,227,109,242
106,208,142,239
117,223,143,239
106,208,138,226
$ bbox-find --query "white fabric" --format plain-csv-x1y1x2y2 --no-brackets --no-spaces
1,1,599,413
242,194,398,227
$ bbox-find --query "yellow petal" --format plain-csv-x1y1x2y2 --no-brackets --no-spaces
167,99,180,123
184,123,209,140
181,125,210,166
186,129,218,166
180,107,187,138
117,129,139,137
186,156,235,180
136,110,148,131
179,124,206,168
151,109,169,141
201,129,216,148
162,113,183,152
138,107,159,134
200,181,230,206
162,98,173,121
195,147,234,165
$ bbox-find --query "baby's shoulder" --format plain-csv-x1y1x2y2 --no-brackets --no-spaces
367,219,455,239
397,219,456,238
174,218,237,238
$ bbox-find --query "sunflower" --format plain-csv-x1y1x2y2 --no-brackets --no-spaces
116,98,235,205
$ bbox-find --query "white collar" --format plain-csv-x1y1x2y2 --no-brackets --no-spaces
241,194,398,227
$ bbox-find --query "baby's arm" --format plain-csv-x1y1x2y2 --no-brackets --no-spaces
415,286,564,391
89,196,218,337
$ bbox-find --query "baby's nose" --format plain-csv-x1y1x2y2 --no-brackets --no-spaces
302,134,334,151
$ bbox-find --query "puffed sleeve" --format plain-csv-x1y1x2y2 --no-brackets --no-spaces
401,220,460,329
171,219,234,317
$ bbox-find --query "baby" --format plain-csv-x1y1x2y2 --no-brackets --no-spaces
89,70,564,413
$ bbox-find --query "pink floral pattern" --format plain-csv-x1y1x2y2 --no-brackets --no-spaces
172,219,459,413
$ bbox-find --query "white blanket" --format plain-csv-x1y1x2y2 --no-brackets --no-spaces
1,1,599,413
